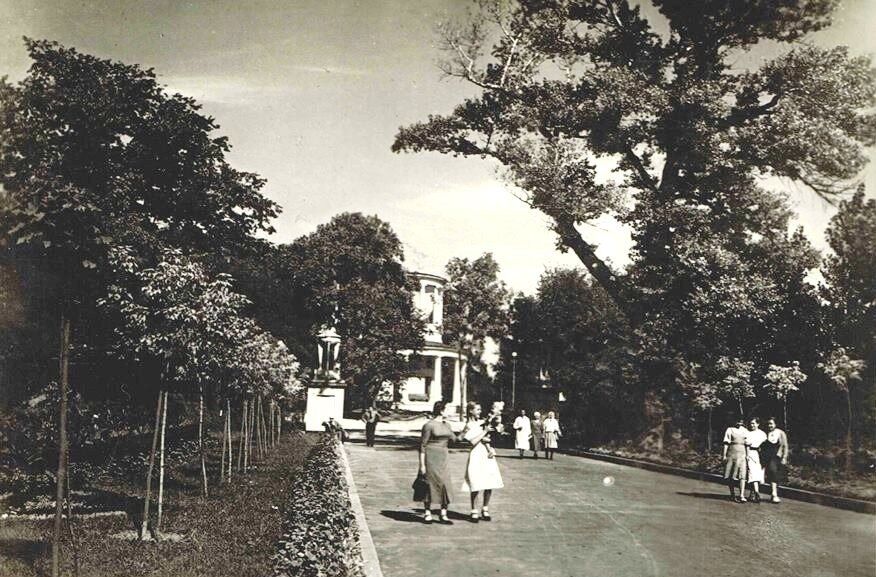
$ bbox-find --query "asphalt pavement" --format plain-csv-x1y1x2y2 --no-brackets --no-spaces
344,437,876,577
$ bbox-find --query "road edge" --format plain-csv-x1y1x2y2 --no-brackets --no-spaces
340,443,385,577
564,448,876,515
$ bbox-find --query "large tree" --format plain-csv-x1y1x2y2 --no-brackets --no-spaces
443,253,510,410
281,213,425,407
393,0,875,328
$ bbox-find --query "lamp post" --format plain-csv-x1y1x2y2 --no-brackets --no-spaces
511,351,517,409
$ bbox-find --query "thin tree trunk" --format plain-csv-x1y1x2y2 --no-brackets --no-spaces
226,400,232,480
199,389,208,497
141,389,163,540
707,408,713,452
243,398,250,471
157,390,168,532
237,399,246,472
65,469,80,577
783,397,789,437
260,398,268,454
52,314,71,577
738,396,744,418
255,396,262,460
845,391,853,472
220,400,228,484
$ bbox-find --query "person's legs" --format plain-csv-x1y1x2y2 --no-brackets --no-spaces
728,480,736,500
738,477,746,502
770,482,780,502
423,501,432,522
752,481,761,502
518,448,524,458
481,489,492,520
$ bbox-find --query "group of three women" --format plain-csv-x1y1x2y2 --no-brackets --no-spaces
723,416,789,503
418,400,505,524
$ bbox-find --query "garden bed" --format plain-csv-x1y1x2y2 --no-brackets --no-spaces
0,430,318,577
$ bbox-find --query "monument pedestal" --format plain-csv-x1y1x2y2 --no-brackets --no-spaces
304,381,346,432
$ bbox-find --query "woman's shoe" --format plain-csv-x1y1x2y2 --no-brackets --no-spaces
469,511,480,523
739,496,747,503
481,509,491,521
771,496,780,503
439,512,453,525
423,510,433,524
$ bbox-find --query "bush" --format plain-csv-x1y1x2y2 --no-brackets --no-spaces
271,434,364,577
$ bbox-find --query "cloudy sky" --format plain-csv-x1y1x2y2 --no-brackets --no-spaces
1,0,873,293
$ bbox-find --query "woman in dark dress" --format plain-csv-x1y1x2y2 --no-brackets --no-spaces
761,417,789,503
419,400,455,524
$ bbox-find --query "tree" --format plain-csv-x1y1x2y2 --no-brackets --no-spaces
393,0,874,329
762,361,806,435
1,38,281,565
817,348,865,471
283,213,425,406
443,253,510,412
821,186,876,444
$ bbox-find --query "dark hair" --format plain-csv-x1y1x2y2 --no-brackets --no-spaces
466,401,479,419
749,417,759,424
432,400,447,417
767,416,777,424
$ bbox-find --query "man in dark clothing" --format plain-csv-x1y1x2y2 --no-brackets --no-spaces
361,406,381,447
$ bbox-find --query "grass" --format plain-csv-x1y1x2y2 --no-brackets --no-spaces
0,430,319,577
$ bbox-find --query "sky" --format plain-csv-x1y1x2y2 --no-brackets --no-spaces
1,0,874,294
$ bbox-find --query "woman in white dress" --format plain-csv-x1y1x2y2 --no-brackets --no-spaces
513,409,532,459
461,402,504,522
744,417,767,503
543,411,562,460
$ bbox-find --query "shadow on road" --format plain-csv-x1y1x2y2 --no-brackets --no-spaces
676,491,732,501
380,509,425,523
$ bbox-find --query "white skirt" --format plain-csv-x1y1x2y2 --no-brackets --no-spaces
747,450,764,484
461,443,504,492
514,430,530,449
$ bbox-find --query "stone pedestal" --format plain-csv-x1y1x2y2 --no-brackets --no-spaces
304,382,346,432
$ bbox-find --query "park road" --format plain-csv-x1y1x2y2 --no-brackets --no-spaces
345,439,875,577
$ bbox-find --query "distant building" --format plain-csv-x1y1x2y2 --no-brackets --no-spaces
389,272,467,413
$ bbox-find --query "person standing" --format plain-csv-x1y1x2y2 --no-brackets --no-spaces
542,411,561,460
361,405,380,447
418,401,455,524
744,417,767,503
530,411,544,459
513,409,532,459
761,417,789,503
722,417,748,502
460,402,504,522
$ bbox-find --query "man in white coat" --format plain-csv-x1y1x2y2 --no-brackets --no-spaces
513,409,532,459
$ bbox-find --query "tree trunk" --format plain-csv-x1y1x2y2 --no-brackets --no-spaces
199,389,208,498
707,407,713,452
141,390,163,540
226,400,232,480
783,397,789,437
255,396,262,460
553,216,636,324
220,401,228,484
51,314,71,577
738,396,744,418
65,469,80,577
845,391,853,472
237,399,246,472
157,390,168,532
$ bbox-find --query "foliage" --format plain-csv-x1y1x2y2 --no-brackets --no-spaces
279,213,425,405
818,348,864,394
271,435,364,577
763,362,806,401
443,253,510,375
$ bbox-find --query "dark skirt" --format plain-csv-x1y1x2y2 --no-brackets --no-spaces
761,440,787,484
423,443,453,506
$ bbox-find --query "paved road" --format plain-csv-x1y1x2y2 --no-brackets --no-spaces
345,438,876,577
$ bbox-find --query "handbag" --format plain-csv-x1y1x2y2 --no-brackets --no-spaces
411,472,429,502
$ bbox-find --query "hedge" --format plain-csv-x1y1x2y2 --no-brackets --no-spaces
271,434,365,577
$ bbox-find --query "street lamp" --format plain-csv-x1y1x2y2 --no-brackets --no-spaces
511,351,518,409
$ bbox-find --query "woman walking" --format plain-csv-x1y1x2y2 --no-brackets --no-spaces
530,411,544,459
418,400,455,524
542,411,561,460
761,417,789,503
461,402,504,522
745,417,767,503
722,417,748,502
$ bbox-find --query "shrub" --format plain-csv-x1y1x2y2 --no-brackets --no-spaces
271,434,365,577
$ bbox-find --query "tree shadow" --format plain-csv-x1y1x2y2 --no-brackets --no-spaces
676,491,734,501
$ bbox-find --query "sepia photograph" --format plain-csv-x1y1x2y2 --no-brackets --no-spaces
0,1,874,576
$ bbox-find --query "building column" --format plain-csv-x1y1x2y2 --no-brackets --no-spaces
429,355,442,405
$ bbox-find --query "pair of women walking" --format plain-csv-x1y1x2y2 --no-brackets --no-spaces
723,416,789,503
418,400,503,524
